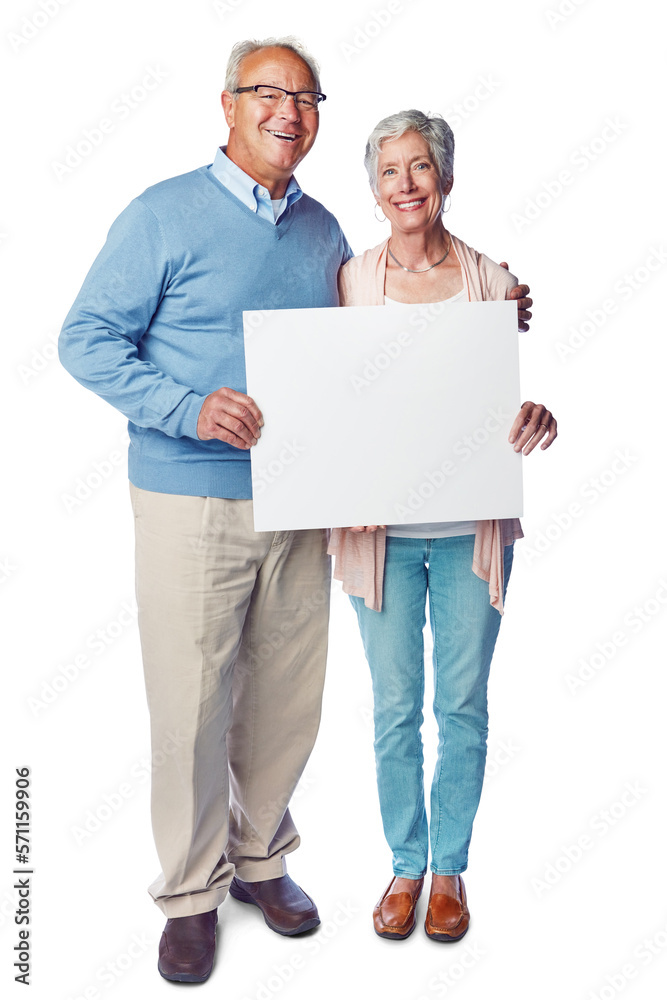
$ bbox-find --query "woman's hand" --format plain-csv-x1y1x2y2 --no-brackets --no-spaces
509,401,557,455
348,525,385,532
500,263,533,332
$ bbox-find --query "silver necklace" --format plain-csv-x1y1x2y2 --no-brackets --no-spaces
387,237,451,273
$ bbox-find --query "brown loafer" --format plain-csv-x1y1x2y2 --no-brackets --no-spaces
373,876,424,940
229,874,320,936
424,874,470,942
158,908,218,982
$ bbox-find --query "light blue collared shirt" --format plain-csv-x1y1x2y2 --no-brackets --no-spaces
208,146,302,223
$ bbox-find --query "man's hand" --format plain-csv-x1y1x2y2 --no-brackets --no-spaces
348,525,385,532
500,262,533,332
509,401,557,455
197,387,263,448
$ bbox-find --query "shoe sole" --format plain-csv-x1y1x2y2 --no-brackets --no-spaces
374,922,416,941
424,924,469,943
158,963,213,983
229,882,320,936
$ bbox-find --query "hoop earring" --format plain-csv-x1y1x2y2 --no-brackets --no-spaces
442,193,452,214
374,203,386,222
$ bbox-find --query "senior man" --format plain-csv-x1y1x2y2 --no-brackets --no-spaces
59,37,352,984
59,36,533,984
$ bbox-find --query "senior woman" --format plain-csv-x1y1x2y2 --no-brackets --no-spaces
328,110,556,943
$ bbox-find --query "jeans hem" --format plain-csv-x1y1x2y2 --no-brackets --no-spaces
430,865,467,876
393,869,427,879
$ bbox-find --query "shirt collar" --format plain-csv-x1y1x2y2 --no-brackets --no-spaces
209,146,302,221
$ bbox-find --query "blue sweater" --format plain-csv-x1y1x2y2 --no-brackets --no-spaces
59,166,352,498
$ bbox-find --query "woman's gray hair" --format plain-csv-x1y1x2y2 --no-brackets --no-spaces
364,110,454,196
225,36,321,95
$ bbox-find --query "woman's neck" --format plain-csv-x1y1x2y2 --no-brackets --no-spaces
388,223,449,271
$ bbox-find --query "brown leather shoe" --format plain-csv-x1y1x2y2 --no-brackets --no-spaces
424,874,470,942
373,876,424,940
229,874,320,936
157,908,218,982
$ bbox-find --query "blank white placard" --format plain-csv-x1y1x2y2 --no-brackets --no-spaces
243,301,522,530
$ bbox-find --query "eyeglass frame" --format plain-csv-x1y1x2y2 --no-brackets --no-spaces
234,85,327,111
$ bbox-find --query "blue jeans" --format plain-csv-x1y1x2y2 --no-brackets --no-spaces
350,534,513,877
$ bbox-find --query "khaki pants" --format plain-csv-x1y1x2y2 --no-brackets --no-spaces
130,484,330,918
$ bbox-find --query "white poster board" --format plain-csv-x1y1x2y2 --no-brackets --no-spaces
244,301,522,530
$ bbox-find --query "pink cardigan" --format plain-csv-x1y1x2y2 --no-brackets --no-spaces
327,234,523,615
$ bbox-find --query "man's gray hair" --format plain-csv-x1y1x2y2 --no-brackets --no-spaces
225,36,322,95
364,110,455,197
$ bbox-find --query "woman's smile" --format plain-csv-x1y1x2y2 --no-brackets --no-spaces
393,197,427,211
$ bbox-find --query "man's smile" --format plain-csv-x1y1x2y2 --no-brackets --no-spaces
266,129,299,142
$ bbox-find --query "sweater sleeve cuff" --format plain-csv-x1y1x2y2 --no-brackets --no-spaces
168,390,209,440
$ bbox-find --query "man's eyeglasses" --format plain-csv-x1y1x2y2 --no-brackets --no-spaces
235,85,326,113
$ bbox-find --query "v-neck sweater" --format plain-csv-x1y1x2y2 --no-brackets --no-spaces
59,165,352,498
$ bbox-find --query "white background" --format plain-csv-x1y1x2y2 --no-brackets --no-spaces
2,1,665,998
